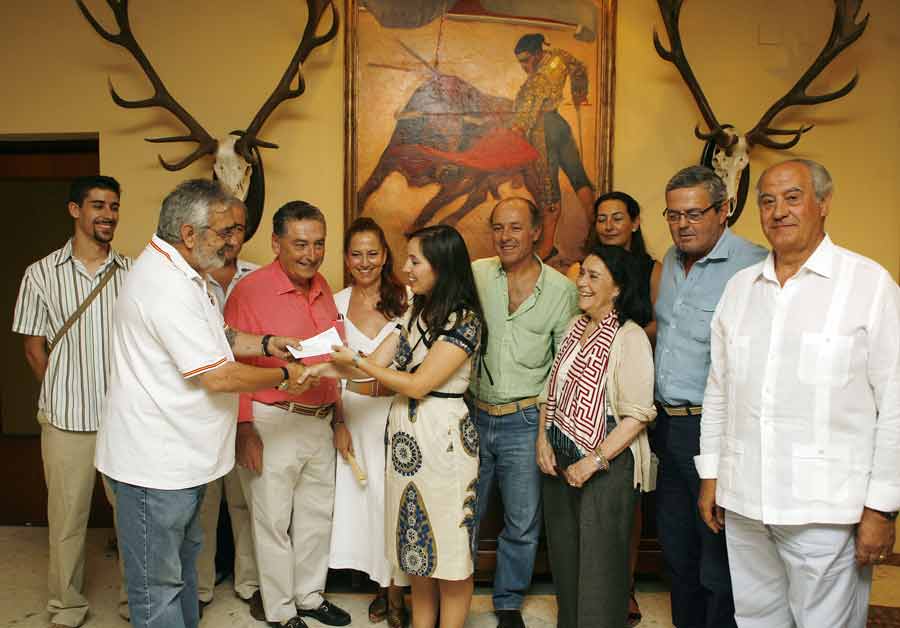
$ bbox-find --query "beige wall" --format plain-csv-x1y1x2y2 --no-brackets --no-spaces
2,0,346,280
617,0,900,278
2,0,898,284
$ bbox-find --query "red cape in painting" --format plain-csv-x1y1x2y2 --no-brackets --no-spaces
397,127,538,172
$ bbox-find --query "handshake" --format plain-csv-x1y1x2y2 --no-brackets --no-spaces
264,333,353,395
278,361,320,396
258,336,318,396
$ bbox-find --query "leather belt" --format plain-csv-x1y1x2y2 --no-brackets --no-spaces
347,379,394,397
660,404,703,417
270,401,334,419
475,396,540,417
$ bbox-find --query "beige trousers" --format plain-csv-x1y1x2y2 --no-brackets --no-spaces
197,466,259,602
239,402,335,624
39,420,128,627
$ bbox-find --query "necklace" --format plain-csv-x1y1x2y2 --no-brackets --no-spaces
355,285,380,308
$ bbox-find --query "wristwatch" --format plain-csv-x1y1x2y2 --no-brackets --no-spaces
276,366,290,391
870,508,899,521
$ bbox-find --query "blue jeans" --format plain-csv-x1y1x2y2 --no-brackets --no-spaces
474,403,542,610
108,477,206,628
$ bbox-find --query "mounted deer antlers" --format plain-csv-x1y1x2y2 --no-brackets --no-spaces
75,0,339,239
238,0,339,163
654,0,868,222
74,0,217,171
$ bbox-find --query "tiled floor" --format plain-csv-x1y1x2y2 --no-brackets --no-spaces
1,526,898,627
870,557,900,627
0,527,673,628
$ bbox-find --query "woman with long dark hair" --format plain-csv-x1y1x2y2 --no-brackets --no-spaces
328,217,409,626
568,191,661,342
311,225,486,628
538,244,656,628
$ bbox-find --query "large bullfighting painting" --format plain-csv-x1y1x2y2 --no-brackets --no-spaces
344,0,616,269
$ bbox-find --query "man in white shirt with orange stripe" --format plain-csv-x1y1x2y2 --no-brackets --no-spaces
96,179,315,628
696,159,899,627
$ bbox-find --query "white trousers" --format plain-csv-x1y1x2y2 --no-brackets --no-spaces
240,402,335,623
725,510,872,628
197,465,258,601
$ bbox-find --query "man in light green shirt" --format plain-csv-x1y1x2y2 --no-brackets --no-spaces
470,197,578,628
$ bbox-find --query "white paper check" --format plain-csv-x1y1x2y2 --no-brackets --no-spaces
286,326,343,359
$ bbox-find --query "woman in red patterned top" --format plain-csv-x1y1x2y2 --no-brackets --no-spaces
536,244,657,628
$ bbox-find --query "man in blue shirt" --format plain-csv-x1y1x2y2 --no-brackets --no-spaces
654,166,766,628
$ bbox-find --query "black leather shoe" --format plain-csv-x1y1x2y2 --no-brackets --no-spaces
496,609,526,628
245,590,265,622
268,616,308,628
299,601,352,626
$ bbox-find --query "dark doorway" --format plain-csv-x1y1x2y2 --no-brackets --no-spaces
0,136,114,526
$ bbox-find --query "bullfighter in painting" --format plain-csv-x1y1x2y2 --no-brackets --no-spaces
511,33,594,260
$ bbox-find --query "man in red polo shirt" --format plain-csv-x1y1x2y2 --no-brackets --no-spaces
225,201,350,628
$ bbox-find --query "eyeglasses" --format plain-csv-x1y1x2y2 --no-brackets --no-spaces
203,224,246,240
662,202,719,224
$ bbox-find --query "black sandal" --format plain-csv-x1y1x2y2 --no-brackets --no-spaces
386,595,409,628
626,587,642,627
368,589,388,623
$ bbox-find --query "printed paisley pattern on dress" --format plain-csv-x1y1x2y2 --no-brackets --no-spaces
437,310,482,356
393,325,413,371
460,478,478,560
391,431,422,477
397,482,438,577
459,412,478,458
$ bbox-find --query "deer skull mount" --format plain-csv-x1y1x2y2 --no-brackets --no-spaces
213,135,253,203
654,0,868,225
709,129,749,219
75,0,339,241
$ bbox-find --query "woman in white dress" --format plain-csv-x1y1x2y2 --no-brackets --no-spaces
311,225,487,628
328,218,409,626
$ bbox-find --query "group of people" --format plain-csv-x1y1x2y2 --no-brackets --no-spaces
13,157,898,628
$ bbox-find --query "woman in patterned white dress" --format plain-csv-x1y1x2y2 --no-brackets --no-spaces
312,225,487,628
327,218,409,626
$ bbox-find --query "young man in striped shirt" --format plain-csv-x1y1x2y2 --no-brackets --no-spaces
12,175,131,628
